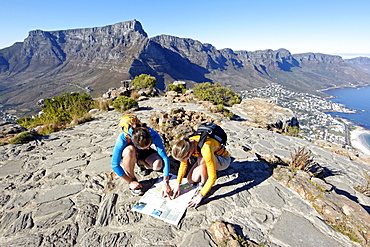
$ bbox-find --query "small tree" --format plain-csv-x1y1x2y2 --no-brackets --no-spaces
193,82,241,106
131,74,156,90
16,92,95,134
167,84,185,93
112,96,138,113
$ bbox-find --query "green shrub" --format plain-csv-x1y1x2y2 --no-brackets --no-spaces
131,74,156,90
193,82,241,106
9,131,38,144
209,104,235,119
286,126,300,137
167,84,185,93
112,96,138,112
16,116,41,129
16,92,95,134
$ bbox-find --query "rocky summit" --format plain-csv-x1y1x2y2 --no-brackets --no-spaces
1,20,370,117
1,96,370,247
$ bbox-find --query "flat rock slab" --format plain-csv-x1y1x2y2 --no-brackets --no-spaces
0,97,369,247
35,184,84,204
271,211,345,247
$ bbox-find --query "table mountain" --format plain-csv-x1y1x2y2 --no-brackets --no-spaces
1,20,370,117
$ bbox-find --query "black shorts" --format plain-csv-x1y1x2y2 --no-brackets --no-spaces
137,147,158,161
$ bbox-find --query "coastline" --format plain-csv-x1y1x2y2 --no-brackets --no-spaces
319,83,370,94
350,126,370,155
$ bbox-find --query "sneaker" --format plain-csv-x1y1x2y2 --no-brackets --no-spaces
130,188,144,196
139,169,152,176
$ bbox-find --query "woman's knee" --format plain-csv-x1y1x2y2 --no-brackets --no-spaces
152,159,163,171
122,145,136,157
187,165,202,184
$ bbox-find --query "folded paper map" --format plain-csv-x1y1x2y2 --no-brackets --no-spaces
132,175,196,225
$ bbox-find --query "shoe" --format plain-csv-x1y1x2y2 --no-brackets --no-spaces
137,162,152,176
130,177,144,196
130,188,144,196
139,169,152,176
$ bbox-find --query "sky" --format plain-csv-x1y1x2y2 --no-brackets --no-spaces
1,0,370,59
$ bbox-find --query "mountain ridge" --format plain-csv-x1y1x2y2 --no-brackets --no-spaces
1,20,370,117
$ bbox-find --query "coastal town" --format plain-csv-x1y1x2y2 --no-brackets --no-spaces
240,83,355,147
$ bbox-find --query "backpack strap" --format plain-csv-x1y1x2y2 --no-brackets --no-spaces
197,131,208,149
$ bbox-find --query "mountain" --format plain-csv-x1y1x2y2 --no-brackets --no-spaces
1,20,370,117
345,57,370,74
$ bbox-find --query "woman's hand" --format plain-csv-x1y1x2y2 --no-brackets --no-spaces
161,182,172,198
129,180,142,190
188,193,203,208
171,183,181,199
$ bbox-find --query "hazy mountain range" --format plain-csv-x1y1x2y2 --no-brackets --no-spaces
1,20,370,117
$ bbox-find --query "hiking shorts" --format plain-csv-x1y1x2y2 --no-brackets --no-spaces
215,155,231,171
137,147,158,161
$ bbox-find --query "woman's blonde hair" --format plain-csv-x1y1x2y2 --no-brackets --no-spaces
172,137,191,160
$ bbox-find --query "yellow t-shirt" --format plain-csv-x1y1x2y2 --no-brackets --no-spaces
176,135,229,196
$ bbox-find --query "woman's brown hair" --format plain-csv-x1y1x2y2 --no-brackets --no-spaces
171,137,191,161
132,124,151,148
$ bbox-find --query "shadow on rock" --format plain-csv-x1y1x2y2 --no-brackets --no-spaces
205,160,271,204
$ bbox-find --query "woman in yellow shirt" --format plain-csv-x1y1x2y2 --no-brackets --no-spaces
171,135,231,207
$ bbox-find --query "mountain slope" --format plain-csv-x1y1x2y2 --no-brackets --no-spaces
1,20,370,117
345,57,370,74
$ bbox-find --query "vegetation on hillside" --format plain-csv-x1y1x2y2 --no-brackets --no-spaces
112,96,138,113
192,82,241,118
9,131,39,145
193,82,241,106
16,92,96,135
131,74,156,90
167,84,186,94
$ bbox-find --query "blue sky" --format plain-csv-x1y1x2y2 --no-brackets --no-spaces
1,0,369,58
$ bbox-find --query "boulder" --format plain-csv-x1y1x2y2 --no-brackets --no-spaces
233,98,299,131
0,122,27,138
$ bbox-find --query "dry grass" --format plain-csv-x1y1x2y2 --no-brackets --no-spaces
290,147,313,170
97,99,112,111
130,90,141,100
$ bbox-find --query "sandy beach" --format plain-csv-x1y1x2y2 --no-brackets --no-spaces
350,126,370,155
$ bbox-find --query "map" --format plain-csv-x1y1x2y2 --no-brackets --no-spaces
131,175,196,225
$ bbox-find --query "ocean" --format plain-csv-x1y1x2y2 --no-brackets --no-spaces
325,85,370,148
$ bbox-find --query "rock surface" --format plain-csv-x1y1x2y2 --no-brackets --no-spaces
1,96,369,246
231,98,299,131
0,122,27,143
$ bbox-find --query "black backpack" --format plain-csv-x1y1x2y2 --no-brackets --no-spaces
190,122,227,149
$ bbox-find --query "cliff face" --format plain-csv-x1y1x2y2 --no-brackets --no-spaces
2,21,148,74
1,20,370,117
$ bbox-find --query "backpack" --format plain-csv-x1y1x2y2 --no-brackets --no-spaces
118,115,140,141
190,122,227,149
